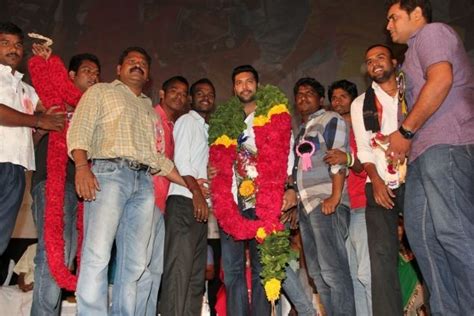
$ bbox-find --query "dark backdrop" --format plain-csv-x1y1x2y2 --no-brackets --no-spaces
2,0,473,104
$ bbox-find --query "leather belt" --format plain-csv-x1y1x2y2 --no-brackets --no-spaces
97,158,152,173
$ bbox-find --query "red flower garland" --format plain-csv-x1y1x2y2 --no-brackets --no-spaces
210,113,291,240
28,55,83,291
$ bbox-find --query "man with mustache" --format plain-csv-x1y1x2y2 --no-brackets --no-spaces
136,75,189,316
351,44,405,315
385,0,474,314
160,78,214,315
0,22,64,259
67,47,187,315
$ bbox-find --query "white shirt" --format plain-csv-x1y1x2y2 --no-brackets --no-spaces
231,111,295,204
168,110,209,199
351,81,399,183
0,65,39,170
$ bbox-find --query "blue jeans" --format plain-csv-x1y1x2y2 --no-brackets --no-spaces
404,144,474,315
219,208,270,316
299,203,355,315
136,207,164,316
31,181,77,316
346,208,371,316
76,159,155,316
0,162,25,256
280,265,316,316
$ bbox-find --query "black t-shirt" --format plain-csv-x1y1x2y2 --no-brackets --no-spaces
31,134,75,190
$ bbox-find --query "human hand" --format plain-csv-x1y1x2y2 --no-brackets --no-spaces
324,149,347,166
372,177,395,209
197,178,210,198
208,165,218,180
36,106,65,131
386,130,411,165
322,195,340,215
280,207,298,229
17,274,34,292
191,189,209,222
75,165,100,201
32,43,52,60
281,189,297,211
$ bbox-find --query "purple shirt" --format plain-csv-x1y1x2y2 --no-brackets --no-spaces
402,23,474,162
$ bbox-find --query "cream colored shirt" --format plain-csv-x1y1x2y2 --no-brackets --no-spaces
13,244,37,285
67,80,173,175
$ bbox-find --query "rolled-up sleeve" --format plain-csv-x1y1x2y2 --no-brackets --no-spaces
351,93,376,165
67,85,101,159
172,114,197,177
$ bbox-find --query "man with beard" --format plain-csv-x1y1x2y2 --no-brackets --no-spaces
67,47,187,315
351,44,405,316
136,75,189,316
160,78,214,315
216,65,297,316
385,1,474,313
0,21,64,258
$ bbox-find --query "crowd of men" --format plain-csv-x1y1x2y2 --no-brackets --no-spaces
0,0,473,315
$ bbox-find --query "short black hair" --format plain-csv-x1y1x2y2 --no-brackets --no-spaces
68,53,101,73
118,46,151,67
386,0,432,23
232,64,259,85
328,80,358,102
190,78,215,97
0,22,24,40
365,44,395,60
161,75,189,92
293,77,325,99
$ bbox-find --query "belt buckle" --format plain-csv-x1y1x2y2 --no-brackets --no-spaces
128,160,141,171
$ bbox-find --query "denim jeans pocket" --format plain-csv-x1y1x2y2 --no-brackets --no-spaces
92,160,121,175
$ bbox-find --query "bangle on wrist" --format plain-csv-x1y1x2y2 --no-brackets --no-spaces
346,152,352,167
34,115,40,129
348,153,355,167
285,183,295,191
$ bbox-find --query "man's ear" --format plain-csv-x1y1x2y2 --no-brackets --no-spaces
116,65,121,76
68,70,76,81
159,89,165,100
392,58,398,68
412,6,423,21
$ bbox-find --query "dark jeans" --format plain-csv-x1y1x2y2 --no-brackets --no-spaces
299,203,355,316
219,208,270,316
365,183,403,316
207,238,222,316
31,181,77,316
0,163,26,256
160,195,208,316
404,144,474,315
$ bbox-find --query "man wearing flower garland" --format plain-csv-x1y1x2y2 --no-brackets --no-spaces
326,79,372,316
67,47,186,315
293,77,355,315
214,65,297,316
28,48,101,315
0,22,65,259
351,44,406,315
385,1,474,314
160,78,214,316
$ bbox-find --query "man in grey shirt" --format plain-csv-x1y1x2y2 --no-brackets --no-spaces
386,1,474,314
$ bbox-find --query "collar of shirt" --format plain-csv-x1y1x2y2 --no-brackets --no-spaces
371,81,398,105
189,109,208,128
111,79,149,99
0,64,24,87
306,108,326,122
155,104,174,128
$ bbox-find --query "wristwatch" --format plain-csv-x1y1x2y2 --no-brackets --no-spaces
398,125,415,139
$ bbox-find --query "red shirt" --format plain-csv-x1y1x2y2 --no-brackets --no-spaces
348,129,367,209
153,105,174,212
